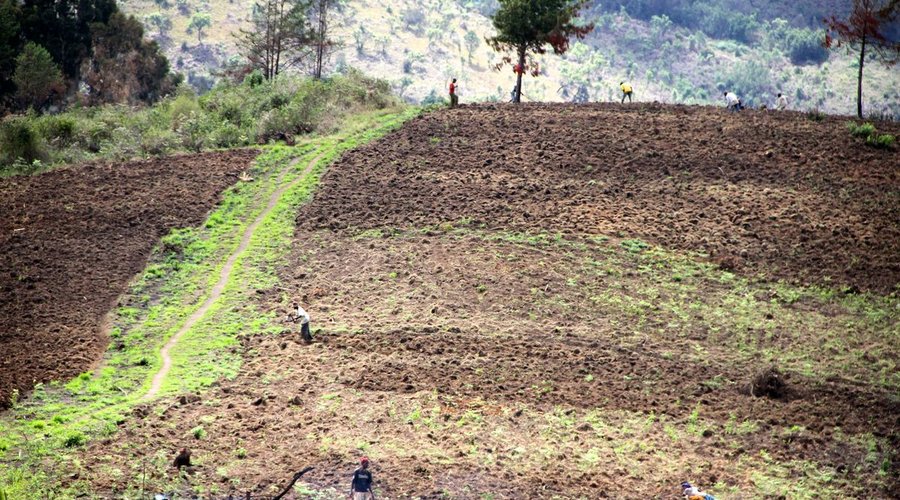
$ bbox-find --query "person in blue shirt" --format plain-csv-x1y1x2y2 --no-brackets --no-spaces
349,457,375,499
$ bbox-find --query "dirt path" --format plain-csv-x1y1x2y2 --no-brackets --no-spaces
143,150,322,400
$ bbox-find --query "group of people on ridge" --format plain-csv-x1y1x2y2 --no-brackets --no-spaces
447,77,789,111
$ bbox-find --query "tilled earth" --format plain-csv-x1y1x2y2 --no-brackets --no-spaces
303,103,900,293
68,105,899,499
0,150,256,406
74,232,898,498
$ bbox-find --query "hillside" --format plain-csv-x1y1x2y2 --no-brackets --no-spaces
121,0,900,116
1,104,897,498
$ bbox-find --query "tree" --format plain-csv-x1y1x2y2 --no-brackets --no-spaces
236,0,312,80
19,0,118,80
353,25,368,55
487,0,593,103
12,42,64,109
188,12,211,44
464,30,480,62
824,0,900,118
81,12,177,104
308,0,343,79
146,12,172,40
0,0,21,97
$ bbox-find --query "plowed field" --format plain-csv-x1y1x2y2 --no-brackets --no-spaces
65,105,899,499
0,150,256,406
304,103,900,293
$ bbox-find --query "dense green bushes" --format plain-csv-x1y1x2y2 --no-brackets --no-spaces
0,69,398,175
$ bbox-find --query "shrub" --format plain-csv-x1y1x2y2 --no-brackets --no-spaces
209,120,245,148
806,108,826,122
0,119,46,167
169,92,201,130
62,430,86,448
35,115,77,145
847,121,876,138
244,70,264,87
140,127,178,155
191,425,206,439
866,133,895,149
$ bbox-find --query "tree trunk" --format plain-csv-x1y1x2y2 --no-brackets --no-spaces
857,34,866,119
314,0,327,79
514,47,525,103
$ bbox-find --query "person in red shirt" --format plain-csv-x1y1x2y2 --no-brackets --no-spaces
449,78,458,108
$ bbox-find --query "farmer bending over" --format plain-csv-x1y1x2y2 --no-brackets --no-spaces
620,81,633,103
349,456,375,499
775,92,788,110
290,302,311,342
724,91,742,112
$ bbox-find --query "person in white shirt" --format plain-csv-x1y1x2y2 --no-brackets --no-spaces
291,302,312,342
775,92,788,110
724,91,742,112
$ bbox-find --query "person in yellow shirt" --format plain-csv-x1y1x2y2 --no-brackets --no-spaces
620,81,633,103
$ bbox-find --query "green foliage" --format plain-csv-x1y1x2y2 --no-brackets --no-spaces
0,71,399,173
866,133,895,150
847,122,895,150
0,118,46,170
244,70,264,87
61,430,86,448
0,0,21,94
12,42,64,109
188,12,211,43
847,121,876,138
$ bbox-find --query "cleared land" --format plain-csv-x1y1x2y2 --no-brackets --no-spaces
0,150,255,406
2,105,899,498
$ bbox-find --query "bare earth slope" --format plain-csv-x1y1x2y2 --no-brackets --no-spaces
65,105,900,499
0,150,256,406
304,103,900,293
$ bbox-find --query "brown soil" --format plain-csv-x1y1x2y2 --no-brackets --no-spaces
302,103,900,293
71,232,898,498
45,105,900,498
0,150,256,406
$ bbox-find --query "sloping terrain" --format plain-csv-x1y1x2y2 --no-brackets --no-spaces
59,105,899,499
304,103,900,293
0,150,255,406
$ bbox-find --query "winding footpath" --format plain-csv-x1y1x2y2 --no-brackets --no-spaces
143,150,323,400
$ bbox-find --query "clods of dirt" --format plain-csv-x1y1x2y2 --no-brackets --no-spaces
744,366,789,399
0,149,258,406
301,103,899,293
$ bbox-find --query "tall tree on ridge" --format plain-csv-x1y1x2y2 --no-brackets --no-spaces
236,0,313,80
487,0,593,103
824,0,899,118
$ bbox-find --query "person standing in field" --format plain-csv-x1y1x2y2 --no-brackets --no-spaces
724,91,742,112
349,457,375,500
620,81,633,103
775,92,788,110
449,78,458,108
290,302,311,342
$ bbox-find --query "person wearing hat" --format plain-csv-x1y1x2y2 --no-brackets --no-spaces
620,81,633,103
349,456,375,499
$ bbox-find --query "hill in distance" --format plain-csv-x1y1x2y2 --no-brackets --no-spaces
122,0,900,116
